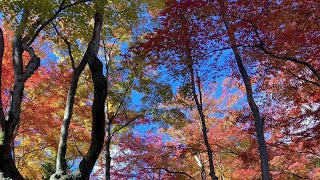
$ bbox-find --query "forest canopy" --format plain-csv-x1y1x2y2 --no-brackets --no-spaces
0,0,319,179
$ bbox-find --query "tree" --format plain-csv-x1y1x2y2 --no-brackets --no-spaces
0,1,90,179
131,1,222,179
216,0,270,178
0,0,319,179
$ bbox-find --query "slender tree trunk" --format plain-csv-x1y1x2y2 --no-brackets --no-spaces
189,64,218,180
74,54,106,179
54,68,84,176
103,39,112,180
105,120,111,180
0,28,5,127
72,6,107,180
217,0,270,179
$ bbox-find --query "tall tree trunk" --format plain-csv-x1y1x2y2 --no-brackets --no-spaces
0,29,15,179
74,4,106,178
189,64,218,180
54,66,86,176
217,0,270,179
0,34,26,180
105,120,111,180
0,28,5,128
52,3,106,179
103,40,112,180
74,53,106,179
0,24,40,179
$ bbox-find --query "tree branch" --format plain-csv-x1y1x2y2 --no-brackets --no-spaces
145,167,195,180
26,0,92,46
21,44,41,82
53,23,75,69
260,61,320,87
231,14,320,80
111,113,143,137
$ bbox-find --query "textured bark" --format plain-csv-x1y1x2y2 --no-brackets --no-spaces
189,64,218,180
72,54,106,179
217,0,270,179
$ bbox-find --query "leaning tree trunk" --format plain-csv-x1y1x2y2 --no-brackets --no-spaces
189,64,218,180
54,62,87,176
73,51,107,180
73,7,106,180
217,0,270,179
0,33,25,180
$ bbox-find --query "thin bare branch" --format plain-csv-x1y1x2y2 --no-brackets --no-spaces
145,167,195,180
53,23,75,69
111,113,143,137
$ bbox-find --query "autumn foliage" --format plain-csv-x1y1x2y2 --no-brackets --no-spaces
0,0,319,179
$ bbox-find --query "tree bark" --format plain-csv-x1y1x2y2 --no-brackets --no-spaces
0,33,26,180
105,120,111,180
0,28,5,128
51,2,106,179
54,66,86,176
0,25,40,180
217,0,270,179
74,53,106,180
189,64,218,180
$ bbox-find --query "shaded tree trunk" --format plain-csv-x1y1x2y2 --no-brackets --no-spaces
105,119,111,180
0,23,41,179
217,0,270,179
0,28,20,180
74,54,106,180
73,7,106,179
189,64,218,180
0,28,5,128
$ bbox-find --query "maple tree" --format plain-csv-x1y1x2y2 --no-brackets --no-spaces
0,0,319,179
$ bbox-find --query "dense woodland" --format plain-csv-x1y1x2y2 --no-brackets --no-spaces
0,0,319,179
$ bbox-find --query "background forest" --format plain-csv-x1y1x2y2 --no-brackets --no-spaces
0,0,319,179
